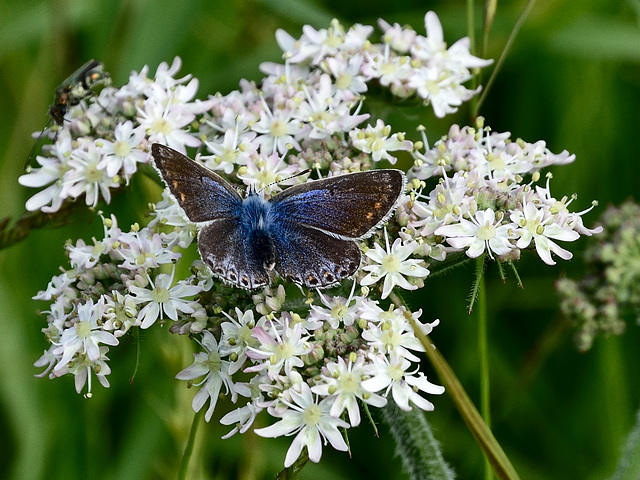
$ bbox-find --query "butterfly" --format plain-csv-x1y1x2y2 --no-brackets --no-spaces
151,143,406,289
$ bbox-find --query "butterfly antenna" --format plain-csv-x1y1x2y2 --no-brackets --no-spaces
257,168,312,194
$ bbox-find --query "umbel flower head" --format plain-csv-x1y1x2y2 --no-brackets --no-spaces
26,11,601,469
557,200,639,352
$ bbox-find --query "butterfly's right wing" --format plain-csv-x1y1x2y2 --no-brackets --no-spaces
269,170,405,240
151,143,241,223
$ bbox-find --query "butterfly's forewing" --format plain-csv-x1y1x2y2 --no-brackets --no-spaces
151,144,241,223
270,170,406,240
270,224,362,288
198,219,270,289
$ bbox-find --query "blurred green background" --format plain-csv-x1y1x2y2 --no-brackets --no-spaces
0,0,638,479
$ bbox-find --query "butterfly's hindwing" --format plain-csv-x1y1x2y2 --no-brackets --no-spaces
152,143,241,223
271,224,361,288
198,219,270,289
270,170,406,239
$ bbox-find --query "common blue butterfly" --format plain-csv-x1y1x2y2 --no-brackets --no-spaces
151,144,406,289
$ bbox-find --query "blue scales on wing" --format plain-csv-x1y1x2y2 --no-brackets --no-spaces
269,170,406,240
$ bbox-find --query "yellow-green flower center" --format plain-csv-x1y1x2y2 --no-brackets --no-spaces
477,221,496,240
270,119,287,138
206,351,222,372
151,286,170,303
114,140,131,157
381,254,400,273
152,118,172,135
302,403,322,426
337,371,359,394
76,321,92,338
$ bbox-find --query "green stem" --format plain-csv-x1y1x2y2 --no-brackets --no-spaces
466,0,478,117
477,258,492,480
390,292,521,480
0,202,76,251
177,409,203,480
466,0,475,53
474,0,538,116
276,450,309,480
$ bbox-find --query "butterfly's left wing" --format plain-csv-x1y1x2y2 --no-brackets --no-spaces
269,170,406,240
151,144,241,223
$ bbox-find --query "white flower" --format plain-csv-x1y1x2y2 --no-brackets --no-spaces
129,269,202,328
362,351,444,411
220,399,263,439
61,143,119,208
295,74,369,139
308,292,364,329
66,346,113,395
102,291,138,337
176,331,238,422
245,318,313,378
360,237,430,298
311,356,387,426
361,51,413,92
349,119,413,164
116,230,181,271
33,271,76,302
362,307,436,362
237,152,300,194
511,200,580,265
285,20,350,65
19,154,65,212
34,346,59,379
66,237,107,270
410,174,472,235
412,11,493,70
219,308,265,374
201,128,256,175
97,121,148,182
407,64,479,118
251,101,305,154
324,55,368,101
136,100,200,153
435,209,515,259
53,298,118,372
254,383,349,467
378,19,417,53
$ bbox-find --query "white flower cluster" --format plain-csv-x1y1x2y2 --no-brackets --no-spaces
34,197,443,467
402,124,603,265
19,58,211,212
27,11,600,469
